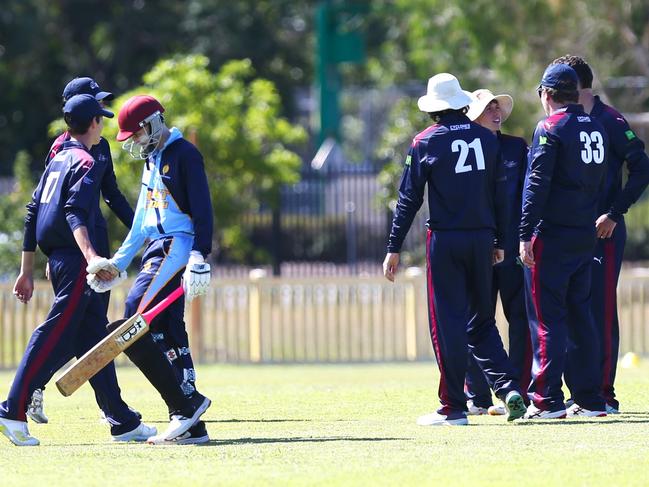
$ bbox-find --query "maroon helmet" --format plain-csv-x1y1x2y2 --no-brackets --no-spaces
117,95,166,159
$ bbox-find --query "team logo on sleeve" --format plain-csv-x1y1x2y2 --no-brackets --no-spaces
539,136,548,145
405,155,411,166
625,130,637,141
162,164,170,175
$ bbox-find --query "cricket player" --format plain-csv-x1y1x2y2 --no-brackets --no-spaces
0,95,155,446
520,63,608,419
87,94,213,444
552,55,649,414
463,89,532,416
27,76,136,425
383,73,526,426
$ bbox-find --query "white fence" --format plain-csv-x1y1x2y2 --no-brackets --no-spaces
1,270,648,368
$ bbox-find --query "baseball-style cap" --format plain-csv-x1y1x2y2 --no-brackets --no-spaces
62,77,114,103
538,64,579,91
63,94,114,125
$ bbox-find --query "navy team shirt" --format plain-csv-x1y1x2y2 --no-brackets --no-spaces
520,104,608,241
589,95,649,221
24,140,103,255
387,112,508,253
46,133,134,229
497,132,528,264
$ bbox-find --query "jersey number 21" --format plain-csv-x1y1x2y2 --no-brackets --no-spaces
452,138,485,174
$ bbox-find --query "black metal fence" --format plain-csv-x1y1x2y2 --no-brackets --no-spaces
213,156,430,277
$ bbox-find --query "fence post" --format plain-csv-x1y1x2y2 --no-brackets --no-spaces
249,268,266,362
404,267,422,361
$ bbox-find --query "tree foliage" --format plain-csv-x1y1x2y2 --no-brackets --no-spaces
103,55,307,262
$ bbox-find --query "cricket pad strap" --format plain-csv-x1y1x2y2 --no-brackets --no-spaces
107,322,188,413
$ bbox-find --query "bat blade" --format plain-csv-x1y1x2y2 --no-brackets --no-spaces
55,313,149,396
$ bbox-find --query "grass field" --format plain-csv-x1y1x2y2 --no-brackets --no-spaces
1,362,649,487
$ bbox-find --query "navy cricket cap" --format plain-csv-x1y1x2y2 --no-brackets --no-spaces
62,77,114,103
63,94,114,125
538,63,579,91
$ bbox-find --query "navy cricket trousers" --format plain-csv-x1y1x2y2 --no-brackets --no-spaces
124,236,196,396
425,229,519,414
565,221,626,409
524,226,605,412
465,262,532,408
0,251,139,434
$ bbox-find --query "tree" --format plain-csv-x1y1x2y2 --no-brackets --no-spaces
102,55,307,262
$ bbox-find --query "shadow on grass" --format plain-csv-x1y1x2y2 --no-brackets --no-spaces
198,436,411,447
204,419,311,423
145,418,312,425
507,418,649,426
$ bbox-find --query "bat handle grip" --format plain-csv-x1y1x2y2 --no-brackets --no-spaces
142,286,185,322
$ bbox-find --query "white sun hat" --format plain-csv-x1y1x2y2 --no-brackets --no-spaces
417,73,474,113
466,89,514,122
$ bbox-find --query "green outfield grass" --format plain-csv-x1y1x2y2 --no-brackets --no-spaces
1,362,649,486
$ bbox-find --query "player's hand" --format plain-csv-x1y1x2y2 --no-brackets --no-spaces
87,271,127,293
87,256,120,281
520,241,534,268
383,253,400,282
493,248,504,265
13,272,34,304
183,251,211,302
596,214,617,239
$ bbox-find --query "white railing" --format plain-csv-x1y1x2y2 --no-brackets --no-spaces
1,270,648,368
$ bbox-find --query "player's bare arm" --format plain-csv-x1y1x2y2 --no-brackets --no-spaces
13,251,35,304
383,252,400,282
71,226,116,280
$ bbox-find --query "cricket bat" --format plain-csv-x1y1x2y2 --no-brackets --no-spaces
55,286,185,396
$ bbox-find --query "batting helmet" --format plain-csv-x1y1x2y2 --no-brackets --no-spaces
117,95,166,159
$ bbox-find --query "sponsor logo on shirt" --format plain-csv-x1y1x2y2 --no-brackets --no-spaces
449,124,471,131
145,188,170,209
83,176,94,184
577,116,591,122
504,160,518,168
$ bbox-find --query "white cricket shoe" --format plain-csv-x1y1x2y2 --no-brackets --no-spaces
112,422,158,442
487,403,506,416
566,403,607,418
416,411,468,426
27,389,48,424
150,421,210,445
606,404,620,414
522,404,567,420
466,400,488,416
147,394,211,444
0,417,40,446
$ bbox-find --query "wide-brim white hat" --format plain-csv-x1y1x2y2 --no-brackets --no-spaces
466,89,514,122
417,73,474,113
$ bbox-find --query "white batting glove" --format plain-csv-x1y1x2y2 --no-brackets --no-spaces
182,251,211,302
86,256,119,276
87,271,127,293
